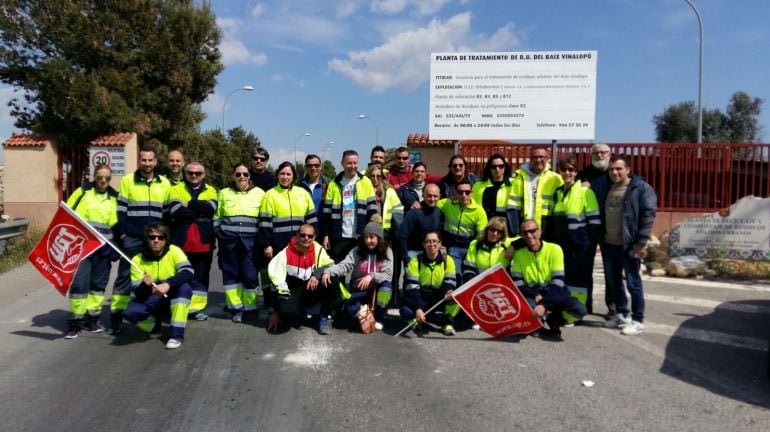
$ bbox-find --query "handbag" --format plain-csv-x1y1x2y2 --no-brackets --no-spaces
356,290,377,334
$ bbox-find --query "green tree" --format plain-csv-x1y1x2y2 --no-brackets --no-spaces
0,0,222,149
653,91,764,143
185,127,260,189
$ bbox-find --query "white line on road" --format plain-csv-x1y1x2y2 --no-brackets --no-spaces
617,322,767,352
643,293,770,315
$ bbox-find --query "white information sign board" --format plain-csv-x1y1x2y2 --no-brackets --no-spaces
429,51,597,140
88,146,126,176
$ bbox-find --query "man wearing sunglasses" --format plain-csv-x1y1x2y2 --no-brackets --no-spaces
110,145,171,335
63,164,118,339
437,180,488,282
249,146,277,191
386,147,413,190
298,154,328,224
168,161,218,321
510,219,586,341
267,224,338,335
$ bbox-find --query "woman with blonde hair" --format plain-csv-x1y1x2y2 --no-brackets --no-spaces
462,216,511,284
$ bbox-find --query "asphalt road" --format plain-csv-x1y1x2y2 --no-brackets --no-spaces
0,259,769,432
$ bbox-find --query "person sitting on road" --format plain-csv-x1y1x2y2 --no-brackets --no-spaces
321,215,394,332
267,224,339,335
122,223,194,349
510,219,586,341
400,230,458,336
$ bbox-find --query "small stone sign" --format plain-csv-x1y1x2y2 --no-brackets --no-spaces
669,196,770,260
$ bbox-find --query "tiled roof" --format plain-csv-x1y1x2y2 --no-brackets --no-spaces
90,132,135,147
406,133,513,147
2,133,52,147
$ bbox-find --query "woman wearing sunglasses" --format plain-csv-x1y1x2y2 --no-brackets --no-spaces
471,154,518,236
214,163,265,323
542,156,601,314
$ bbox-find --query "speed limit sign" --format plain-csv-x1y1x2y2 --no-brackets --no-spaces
88,147,126,175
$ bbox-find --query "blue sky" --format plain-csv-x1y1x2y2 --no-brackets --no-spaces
1,0,769,168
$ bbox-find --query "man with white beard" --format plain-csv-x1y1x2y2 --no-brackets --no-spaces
577,143,613,316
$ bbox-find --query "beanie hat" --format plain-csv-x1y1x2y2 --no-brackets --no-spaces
364,214,384,239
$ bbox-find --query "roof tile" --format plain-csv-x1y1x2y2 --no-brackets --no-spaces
2,133,52,147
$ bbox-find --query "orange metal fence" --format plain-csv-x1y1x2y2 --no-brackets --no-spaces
460,142,770,212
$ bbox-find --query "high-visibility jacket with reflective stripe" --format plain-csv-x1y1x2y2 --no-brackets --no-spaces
168,181,218,247
117,171,171,239
267,241,334,296
436,198,488,248
510,241,565,302
66,183,118,240
404,252,456,310
258,185,317,250
471,177,517,234
382,187,403,233
510,166,563,229
546,183,600,253
463,239,509,282
130,244,194,290
214,185,265,249
321,173,377,238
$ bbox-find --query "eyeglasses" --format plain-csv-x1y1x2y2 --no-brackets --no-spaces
147,235,166,241
490,164,505,170
397,156,410,160
521,228,538,236
95,176,111,181
488,228,504,234
423,239,440,244
306,163,321,168
298,233,315,239
451,164,464,168
456,190,472,195
187,171,203,176
559,167,576,173
234,172,250,178
252,156,267,162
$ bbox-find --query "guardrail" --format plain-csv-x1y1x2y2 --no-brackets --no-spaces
0,217,30,241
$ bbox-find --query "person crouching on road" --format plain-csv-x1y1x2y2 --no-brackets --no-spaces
400,230,458,336
123,223,194,349
321,215,394,332
510,220,586,341
267,224,339,335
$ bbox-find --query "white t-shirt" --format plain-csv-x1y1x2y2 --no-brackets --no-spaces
341,175,358,238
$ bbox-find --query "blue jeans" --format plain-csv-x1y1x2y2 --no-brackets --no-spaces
447,246,467,285
601,243,645,322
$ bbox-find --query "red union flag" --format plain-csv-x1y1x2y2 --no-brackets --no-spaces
28,202,105,295
453,264,542,337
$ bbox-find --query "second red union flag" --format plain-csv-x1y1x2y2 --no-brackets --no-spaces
453,264,542,337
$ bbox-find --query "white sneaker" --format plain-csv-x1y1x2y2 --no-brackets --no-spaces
165,338,182,349
621,320,644,335
374,321,384,331
472,323,481,330
604,313,631,329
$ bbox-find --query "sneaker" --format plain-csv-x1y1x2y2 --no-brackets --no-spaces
412,323,424,335
604,313,631,329
563,323,575,328
443,324,456,336
232,312,243,323
165,338,182,349
374,321,384,331
192,312,208,321
318,316,332,335
538,326,563,341
64,322,81,339
621,320,645,336
472,323,481,331
85,318,104,333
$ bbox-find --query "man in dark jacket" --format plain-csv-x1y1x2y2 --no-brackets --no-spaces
397,183,443,265
601,155,657,336
250,146,277,191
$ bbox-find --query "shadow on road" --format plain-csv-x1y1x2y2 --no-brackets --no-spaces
660,299,770,408
9,308,69,341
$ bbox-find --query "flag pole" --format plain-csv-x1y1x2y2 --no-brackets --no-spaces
394,297,447,337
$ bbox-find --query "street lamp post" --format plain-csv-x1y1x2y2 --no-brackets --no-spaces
357,114,379,148
293,132,311,165
221,85,255,133
683,0,704,144
321,141,335,164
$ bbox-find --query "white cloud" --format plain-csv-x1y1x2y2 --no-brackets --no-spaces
216,17,268,66
336,0,359,19
251,3,265,18
371,0,452,16
271,74,285,82
273,148,306,164
0,87,16,129
297,80,306,88
661,8,694,32
329,12,521,92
